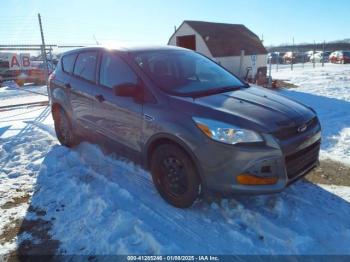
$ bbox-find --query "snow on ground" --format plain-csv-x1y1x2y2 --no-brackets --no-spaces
273,63,350,165
0,82,48,107
1,120,350,255
0,69,350,255
0,96,53,253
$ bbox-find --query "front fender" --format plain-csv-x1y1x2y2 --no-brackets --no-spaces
143,132,208,190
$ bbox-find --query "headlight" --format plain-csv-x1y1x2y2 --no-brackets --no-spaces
193,117,263,145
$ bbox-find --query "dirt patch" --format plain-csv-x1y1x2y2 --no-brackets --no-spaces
272,79,299,88
15,218,60,255
260,79,299,89
306,159,350,186
1,194,30,210
0,218,22,244
2,207,60,260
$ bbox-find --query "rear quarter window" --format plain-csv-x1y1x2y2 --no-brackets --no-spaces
62,53,77,74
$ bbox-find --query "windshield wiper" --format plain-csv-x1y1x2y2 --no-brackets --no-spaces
185,86,243,98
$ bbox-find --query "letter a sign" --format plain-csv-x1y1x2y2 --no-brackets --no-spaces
9,53,31,69
10,55,20,68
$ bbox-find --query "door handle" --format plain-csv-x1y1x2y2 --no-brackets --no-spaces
95,94,105,103
64,83,71,89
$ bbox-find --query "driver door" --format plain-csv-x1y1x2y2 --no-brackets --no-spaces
90,51,143,161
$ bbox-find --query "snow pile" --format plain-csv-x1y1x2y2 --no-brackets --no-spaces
1,126,350,255
273,64,350,165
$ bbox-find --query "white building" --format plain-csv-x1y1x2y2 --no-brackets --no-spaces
168,21,268,80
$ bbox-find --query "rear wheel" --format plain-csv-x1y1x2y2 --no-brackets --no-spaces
53,107,77,147
150,143,201,208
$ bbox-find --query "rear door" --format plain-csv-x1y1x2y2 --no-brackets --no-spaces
90,51,143,160
69,50,99,131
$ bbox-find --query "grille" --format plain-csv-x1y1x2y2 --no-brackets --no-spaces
274,117,319,140
285,140,320,180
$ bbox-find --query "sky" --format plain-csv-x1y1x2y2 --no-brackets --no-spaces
0,0,349,47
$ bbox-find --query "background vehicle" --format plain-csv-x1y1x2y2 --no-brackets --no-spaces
29,61,54,85
304,50,315,62
267,52,283,64
0,52,54,86
329,51,338,63
0,52,31,86
329,51,350,64
309,51,331,63
283,51,308,64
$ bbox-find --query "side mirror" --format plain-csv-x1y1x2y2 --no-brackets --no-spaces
113,83,139,97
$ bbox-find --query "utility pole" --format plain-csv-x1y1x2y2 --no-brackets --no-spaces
322,40,325,67
239,50,245,78
268,56,272,87
291,37,294,71
38,13,50,100
313,40,316,68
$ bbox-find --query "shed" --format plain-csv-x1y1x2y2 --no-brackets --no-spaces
168,20,268,79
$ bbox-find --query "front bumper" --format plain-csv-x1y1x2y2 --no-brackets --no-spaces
194,122,321,196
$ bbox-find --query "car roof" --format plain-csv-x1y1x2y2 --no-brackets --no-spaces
61,45,188,56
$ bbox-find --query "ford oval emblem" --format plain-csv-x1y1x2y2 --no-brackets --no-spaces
297,124,308,133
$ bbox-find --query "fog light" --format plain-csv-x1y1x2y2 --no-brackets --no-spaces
236,173,278,185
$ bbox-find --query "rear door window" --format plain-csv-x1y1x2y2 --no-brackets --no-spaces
74,51,98,82
62,53,77,74
99,52,138,88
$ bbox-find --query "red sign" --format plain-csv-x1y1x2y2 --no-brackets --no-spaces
10,55,20,68
8,53,31,69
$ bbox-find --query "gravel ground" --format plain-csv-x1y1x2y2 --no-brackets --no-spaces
306,159,350,186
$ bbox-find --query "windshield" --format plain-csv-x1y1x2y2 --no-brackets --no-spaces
133,50,245,96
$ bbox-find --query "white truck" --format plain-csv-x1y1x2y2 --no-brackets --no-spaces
0,52,34,86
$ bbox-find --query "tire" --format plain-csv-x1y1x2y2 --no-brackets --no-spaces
53,107,77,147
150,144,201,208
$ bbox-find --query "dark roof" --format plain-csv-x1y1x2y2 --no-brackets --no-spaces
175,20,267,57
61,45,187,56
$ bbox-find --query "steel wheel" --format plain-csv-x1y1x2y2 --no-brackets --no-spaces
160,156,188,197
150,143,201,208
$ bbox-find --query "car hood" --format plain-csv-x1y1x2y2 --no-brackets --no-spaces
182,86,315,133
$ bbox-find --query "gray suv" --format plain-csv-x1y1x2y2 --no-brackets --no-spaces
49,46,321,208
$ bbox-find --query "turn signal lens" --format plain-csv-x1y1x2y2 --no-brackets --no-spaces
237,174,278,185
196,123,213,138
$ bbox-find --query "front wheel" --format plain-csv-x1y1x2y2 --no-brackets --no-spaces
53,107,77,147
150,144,201,208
